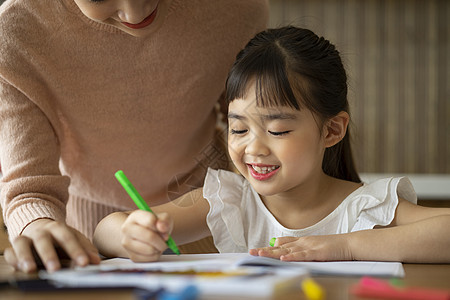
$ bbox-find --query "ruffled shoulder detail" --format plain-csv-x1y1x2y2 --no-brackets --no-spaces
351,177,417,232
203,168,249,252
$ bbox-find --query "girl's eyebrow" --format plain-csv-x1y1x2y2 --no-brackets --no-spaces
260,113,297,120
228,112,246,120
228,112,297,120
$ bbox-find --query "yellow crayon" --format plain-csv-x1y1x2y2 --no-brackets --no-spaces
301,277,325,300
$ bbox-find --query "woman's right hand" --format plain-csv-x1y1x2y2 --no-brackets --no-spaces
120,210,173,262
4,218,100,273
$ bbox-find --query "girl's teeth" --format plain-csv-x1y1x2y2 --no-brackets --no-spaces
252,165,278,174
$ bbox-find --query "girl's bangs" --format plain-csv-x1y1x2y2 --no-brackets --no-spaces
226,47,301,110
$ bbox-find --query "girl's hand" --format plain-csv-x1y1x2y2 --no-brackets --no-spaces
120,210,173,262
249,235,354,261
4,218,100,273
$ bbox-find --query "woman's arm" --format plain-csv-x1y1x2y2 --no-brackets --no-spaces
93,188,211,261
0,81,100,273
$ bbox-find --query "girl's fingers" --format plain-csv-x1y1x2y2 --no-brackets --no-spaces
248,248,259,256
251,246,292,259
280,251,309,261
121,210,177,262
127,210,158,230
127,210,172,237
273,236,299,246
122,235,162,257
123,210,172,249
128,249,162,263
121,229,164,263
123,223,168,252
155,212,173,240
279,246,326,261
253,236,349,262
248,236,300,259
121,226,166,258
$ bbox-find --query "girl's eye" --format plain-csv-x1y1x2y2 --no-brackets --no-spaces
268,130,291,136
230,129,247,135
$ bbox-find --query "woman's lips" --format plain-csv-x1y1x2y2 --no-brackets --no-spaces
121,7,158,29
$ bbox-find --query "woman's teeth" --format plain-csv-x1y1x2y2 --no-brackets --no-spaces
251,165,278,174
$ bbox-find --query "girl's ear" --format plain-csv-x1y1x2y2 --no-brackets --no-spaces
323,111,349,148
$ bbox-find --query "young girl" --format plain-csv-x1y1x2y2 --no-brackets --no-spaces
94,26,450,263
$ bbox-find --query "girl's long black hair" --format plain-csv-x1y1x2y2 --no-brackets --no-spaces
225,26,360,183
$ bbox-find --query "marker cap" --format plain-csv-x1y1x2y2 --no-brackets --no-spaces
269,237,276,247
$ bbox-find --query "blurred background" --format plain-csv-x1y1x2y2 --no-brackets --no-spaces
268,0,449,203
269,0,449,175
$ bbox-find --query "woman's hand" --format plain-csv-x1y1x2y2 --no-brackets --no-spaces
4,218,100,273
249,234,354,261
120,210,173,262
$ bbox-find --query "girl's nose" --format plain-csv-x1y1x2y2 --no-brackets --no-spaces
117,1,150,24
245,134,270,157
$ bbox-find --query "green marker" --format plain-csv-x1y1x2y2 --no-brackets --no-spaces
115,170,180,255
269,237,276,247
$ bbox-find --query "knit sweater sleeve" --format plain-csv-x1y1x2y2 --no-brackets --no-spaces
0,1,72,239
0,78,70,239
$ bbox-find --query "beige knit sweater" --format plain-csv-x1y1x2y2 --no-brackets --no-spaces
0,0,268,240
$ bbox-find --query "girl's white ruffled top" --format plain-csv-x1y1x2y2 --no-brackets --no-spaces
203,168,417,253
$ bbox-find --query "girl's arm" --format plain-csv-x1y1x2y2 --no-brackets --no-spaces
348,200,450,263
93,188,211,261
252,200,450,263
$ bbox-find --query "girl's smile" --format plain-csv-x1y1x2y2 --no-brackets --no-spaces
247,163,280,181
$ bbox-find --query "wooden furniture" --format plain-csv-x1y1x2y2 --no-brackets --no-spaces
0,256,449,300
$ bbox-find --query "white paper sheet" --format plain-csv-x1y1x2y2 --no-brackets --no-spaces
98,253,405,277
40,253,309,298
